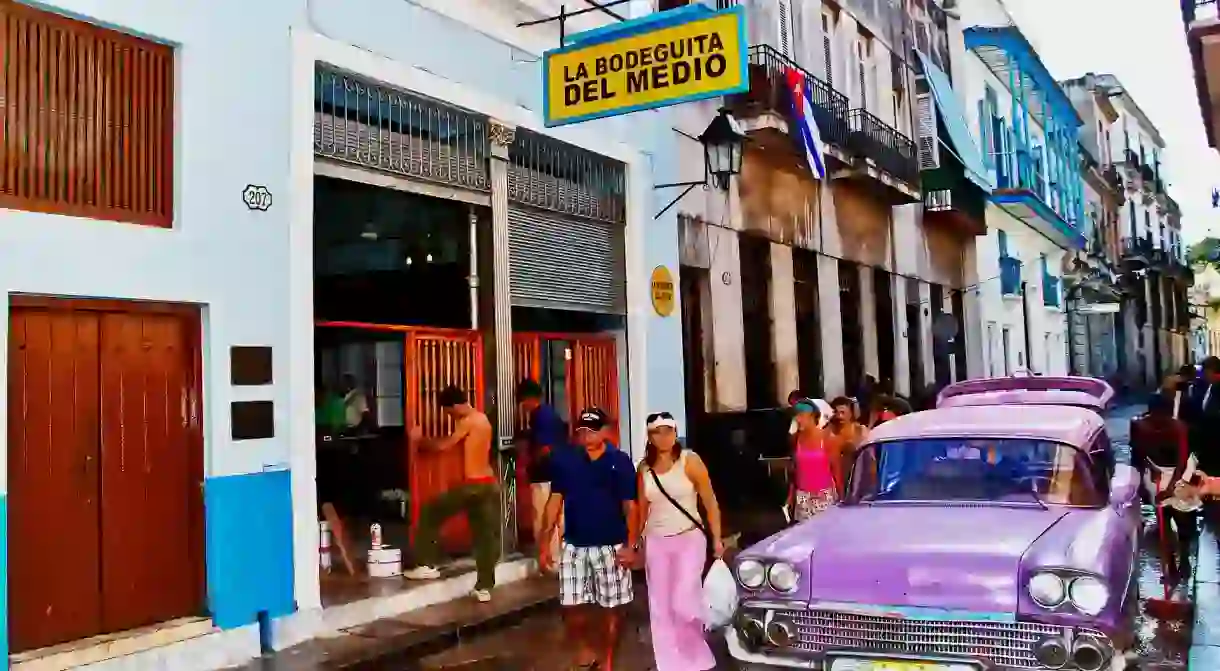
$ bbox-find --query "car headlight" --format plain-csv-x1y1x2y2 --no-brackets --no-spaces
768,561,799,592
736,559,766,589
1029,571,1067,607
1068,576,1109,615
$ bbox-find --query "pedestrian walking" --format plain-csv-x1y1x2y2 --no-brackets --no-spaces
1131,393,1200,578
404,386,500,603
633,412,723,671
828,396,870,496
517,378,568,570
788,399,840,522
1185,357,1220,476
539,408,638,670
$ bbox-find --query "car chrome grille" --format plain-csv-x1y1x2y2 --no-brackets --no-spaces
790,609,1102,670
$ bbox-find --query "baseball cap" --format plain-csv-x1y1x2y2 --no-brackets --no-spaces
575,407,609,431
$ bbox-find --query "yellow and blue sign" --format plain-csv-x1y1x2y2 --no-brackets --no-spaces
542,5,748,127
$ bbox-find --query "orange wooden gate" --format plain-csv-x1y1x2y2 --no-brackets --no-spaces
511,332,620,545
316,321,484,553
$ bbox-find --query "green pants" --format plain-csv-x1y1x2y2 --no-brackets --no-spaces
414,483,501,590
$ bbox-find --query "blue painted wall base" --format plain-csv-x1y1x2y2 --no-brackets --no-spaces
204,470,295,629
0,496,8,663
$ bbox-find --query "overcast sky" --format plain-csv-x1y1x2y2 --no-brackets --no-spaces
1002,0,1220,243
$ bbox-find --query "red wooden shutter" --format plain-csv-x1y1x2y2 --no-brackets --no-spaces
0,2,174,226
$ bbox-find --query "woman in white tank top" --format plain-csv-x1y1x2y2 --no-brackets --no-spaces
630,412,723,671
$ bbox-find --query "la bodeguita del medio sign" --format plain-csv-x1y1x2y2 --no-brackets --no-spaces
543,5,747,127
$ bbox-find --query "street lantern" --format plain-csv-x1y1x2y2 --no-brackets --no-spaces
699,108,746,190
653,107,747,219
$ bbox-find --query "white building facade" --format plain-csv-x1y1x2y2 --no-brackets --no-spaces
1072,74,1193,388
955,2,1085,379
0,0,686,669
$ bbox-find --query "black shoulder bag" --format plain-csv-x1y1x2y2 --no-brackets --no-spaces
648,466,715,578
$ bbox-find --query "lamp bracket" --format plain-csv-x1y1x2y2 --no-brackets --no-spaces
516,0,631,48
653,180,708,220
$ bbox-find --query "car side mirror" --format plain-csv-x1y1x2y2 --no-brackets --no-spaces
1109,464,1140,510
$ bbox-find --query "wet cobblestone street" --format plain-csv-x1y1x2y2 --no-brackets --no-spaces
380,403,1207,670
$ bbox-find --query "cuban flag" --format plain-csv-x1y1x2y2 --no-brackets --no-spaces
785,67,827,180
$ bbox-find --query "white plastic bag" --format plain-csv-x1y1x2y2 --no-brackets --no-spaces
702,558,738,629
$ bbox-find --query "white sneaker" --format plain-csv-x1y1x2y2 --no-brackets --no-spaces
403,566,441,580
471,588,492,603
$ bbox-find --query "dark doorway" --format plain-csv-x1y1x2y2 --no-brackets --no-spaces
930,283,951,388
680,266,709,421
794,249,823,398
740,234,776,408
873,268,895,389
313,176,473,327
906,278,924,396
950,288,968,382
839,260,864,396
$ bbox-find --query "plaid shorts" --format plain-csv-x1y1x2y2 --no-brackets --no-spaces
558,543,634,608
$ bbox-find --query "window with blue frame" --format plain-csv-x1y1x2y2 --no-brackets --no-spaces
998,231,1021,295
1040,255,1060,307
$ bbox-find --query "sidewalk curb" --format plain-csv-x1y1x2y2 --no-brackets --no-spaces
334,594,561,670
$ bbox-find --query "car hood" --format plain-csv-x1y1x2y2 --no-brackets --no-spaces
749,504,1069,613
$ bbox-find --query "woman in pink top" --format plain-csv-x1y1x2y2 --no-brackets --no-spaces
789,399,841,522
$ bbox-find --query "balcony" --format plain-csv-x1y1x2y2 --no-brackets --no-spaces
1121,236,1152,269
1139,162,1156,185
725,45,918,203
1000,256,1023,296
1150,246,1169,270
726,45,849,160
922,163,987,237
845,108,920,194
990,149,1086,250
1182,0,1220,148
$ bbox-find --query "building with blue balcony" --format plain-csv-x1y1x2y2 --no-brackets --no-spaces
955,11,1084,377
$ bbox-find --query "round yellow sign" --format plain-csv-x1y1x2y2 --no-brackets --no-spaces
650,266,676,317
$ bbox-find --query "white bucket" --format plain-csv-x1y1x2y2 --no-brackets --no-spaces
367,546,401,578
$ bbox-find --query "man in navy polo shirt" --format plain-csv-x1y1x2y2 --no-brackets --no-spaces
539,407,637,670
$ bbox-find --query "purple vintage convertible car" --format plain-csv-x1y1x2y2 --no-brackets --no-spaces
936,375,1116,413
728,404,1140,671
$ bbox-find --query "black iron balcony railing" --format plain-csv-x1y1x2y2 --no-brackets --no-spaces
1140,162,1156,183
731,45,850,151
1122,236,1152,259
1102,164,1123,191
847,108,919,186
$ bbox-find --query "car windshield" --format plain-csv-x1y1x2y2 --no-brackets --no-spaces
846,437,1102,507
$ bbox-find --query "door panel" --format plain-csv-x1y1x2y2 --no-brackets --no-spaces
406,331,483,553
99,311,203,633
8,308,103,652
569,338,619,445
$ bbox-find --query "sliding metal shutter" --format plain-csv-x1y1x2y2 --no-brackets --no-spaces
506,128,627,314
507,206,626,313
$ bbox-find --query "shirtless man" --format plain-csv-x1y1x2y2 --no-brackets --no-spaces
404,385,499,602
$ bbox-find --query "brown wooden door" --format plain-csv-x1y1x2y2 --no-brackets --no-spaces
7,299,204,653
98,310,204,633
8,307,103,652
